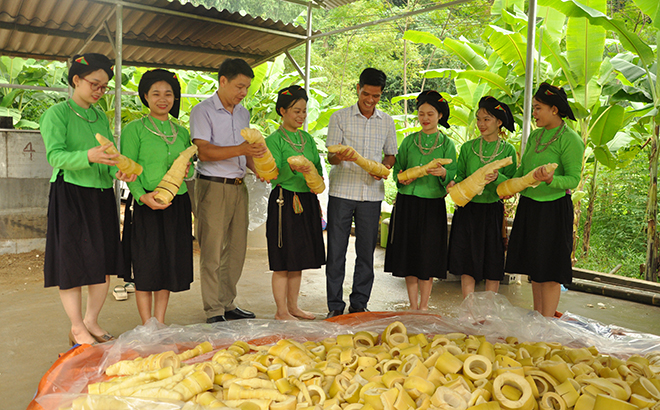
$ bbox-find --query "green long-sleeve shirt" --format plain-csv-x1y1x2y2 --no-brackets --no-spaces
265,128,323,193
394,131,457,199
455,138,518,203
39,99,116,188
120,117,192,205
515,124,585,201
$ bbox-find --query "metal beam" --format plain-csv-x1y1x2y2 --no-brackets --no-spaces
103,21,116,52
281,0,322,9
77,7,116,55
304,2,313,132
114,3,123,214
285,50,305,79
0,21,265,61
310,0,474,40
521,0,538,152
90,0,307,40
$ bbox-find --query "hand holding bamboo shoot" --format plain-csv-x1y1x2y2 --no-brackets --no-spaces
153,145,198,205
496,163,558,197
95,133,143,177
327,144,390,178
397,158,453,183
448,157,513,207
287,155,325,194
241,128,279,181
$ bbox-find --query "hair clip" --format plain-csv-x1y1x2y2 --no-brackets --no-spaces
438,97,445,102
282,90,292,96
173,74,177,80
75,56,89,65
544,89,555,96
494,104,505,111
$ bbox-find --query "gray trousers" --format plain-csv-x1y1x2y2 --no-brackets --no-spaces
195,178,248,318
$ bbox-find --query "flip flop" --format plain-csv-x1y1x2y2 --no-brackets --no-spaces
124,282,136,293
113,285,128,301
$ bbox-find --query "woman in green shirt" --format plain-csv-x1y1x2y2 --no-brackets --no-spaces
120,69,194,325
384,90,457,310
265,85,325,320
447,96,517,298
505,83,585,317
40,53,136,346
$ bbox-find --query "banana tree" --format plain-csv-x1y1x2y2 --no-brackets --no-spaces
540,0,659,279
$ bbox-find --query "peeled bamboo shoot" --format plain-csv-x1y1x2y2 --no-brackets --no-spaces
397,158,453,183
448,157,513,206
287,155,325,194
96,133,143,176
496,163,558,197
153,145,198,205
327,144,390,178
241,128,279,181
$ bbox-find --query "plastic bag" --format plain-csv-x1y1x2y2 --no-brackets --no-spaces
244,171,270,231
32,295,660,410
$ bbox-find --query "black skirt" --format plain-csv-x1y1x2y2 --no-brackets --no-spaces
44,175,123,290
266,186,325,271
384,193,448,280
505,194,574,284
121,193,193,292
448,201,505,281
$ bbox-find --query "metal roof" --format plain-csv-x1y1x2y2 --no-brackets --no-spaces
0,0,318,71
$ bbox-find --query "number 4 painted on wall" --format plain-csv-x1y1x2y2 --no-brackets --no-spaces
23,142,35,160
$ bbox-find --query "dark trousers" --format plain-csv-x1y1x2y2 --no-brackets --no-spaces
326,196,381,311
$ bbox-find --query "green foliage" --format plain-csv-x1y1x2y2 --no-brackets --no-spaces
574,155,649,278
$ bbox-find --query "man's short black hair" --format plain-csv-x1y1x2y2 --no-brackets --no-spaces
358,68,387,91
218,58,254,82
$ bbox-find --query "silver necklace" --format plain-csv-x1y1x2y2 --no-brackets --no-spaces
279,126,306,153
535,122,566,154
143,116,178,145
472,137,504,164
67,100,98,123
415,131,443,155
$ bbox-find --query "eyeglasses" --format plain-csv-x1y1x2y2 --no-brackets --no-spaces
81,78,110,94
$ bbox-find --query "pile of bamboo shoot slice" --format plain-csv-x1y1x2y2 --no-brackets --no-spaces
68,321,660,410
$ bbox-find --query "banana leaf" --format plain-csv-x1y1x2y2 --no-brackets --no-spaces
442,38,488,71
539,0,654,67
402,30,442,49
589,104,624,146
486,25,526,76
631,0,660,29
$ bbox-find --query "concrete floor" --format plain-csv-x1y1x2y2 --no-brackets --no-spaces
4,233,660,410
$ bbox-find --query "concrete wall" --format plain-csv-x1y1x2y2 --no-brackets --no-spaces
0,129,51,254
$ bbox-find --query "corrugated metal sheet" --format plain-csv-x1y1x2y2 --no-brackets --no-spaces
0,0,320,71
316,0,358,10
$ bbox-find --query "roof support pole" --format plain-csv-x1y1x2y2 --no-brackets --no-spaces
521,0,538,152
114,3,123,212
285,50,305,79
77,8,116,55
304,1,312,131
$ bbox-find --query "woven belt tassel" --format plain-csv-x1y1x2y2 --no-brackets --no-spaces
292,192,303,214
276,187,284,248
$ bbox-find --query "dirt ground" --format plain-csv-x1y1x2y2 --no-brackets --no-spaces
0,250,44,289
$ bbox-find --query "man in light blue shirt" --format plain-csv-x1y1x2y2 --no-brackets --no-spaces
325,68,398,318
191,58,265,323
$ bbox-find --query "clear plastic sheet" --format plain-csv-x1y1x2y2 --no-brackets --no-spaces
33,294,660,410
244,171,270,231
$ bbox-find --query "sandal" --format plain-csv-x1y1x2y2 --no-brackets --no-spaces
124,282,136,293
113,285,128,301
91,332,116,343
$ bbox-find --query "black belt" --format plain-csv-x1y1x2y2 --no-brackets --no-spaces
199,174,243,185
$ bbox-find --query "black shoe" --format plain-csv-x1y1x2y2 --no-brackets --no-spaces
224,307,256,320
348,306,369,314
206,315,226,323
326,310,344,319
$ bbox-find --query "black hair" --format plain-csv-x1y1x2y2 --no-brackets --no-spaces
276,85,308,116
67,53,114,88
358,68,387,91
218,58,254,82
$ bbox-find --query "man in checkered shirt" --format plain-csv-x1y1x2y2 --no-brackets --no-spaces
325,68,398,319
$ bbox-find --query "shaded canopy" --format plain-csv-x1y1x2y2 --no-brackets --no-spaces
0,0,320,71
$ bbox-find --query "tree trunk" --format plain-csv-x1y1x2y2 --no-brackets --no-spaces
646,124,660,282
582,160,598,257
